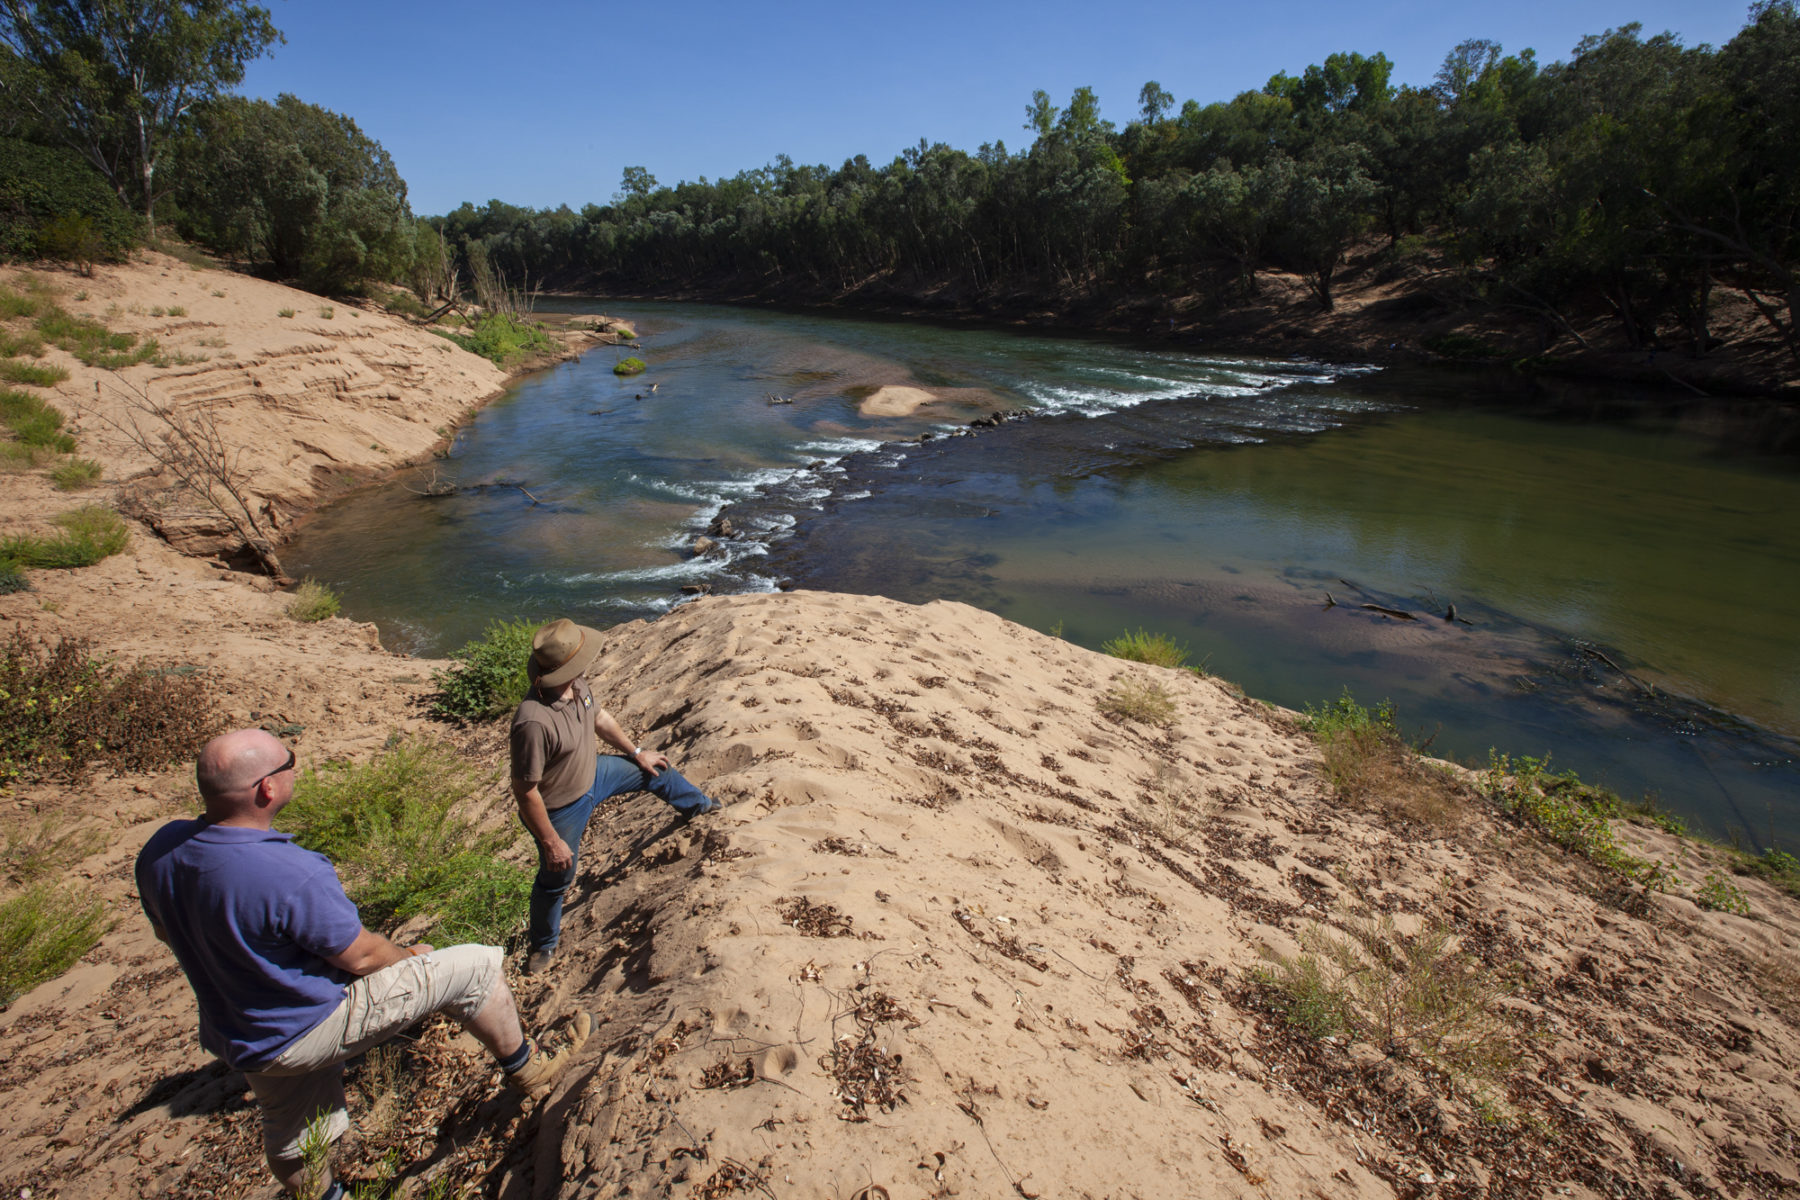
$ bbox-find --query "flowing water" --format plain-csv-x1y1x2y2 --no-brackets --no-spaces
284,301,1800,845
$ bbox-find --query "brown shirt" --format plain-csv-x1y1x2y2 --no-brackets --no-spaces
509,677,599,810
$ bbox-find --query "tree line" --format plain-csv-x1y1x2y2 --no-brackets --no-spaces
3,3,1796,366
437,4,1798,364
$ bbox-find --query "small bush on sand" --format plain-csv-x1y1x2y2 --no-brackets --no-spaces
0,385,76,452
1098,674,1177,727
277,307,295,318
0,560,27,594
283,738,530,945
35,308,156,368
613,355,647,376
0,882,111,1006
286,578,342,622
430,617,538,720
0,329,46,357
1738,847,1800,899
0,631,221,784
1102,628,1198,671
1302,689,1465,827
50,457,102,490
1249,912,1520,1093
0,506,129,568
1479,752,1675,892
0,360,68,386
1696,871,1751,916
3,815,108,885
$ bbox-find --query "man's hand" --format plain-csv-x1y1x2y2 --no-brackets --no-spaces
632,747,669,776
326,927,415,976
542,833,574,873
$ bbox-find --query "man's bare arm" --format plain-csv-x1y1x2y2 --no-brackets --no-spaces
593,706,667,774
325,927,429,976
513,777,572,871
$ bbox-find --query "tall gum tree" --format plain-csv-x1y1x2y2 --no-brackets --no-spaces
0,0,280,226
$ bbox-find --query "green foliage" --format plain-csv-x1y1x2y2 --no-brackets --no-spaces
612,356,647,376
0,139,141,263
0,559,28,594
0,882,111,1006
0,631,221,784
276,307,294,318
50,457,102,490
438,313,556,368
0,385,77,452
1302,690,1465,826
282,739,531,945
1101,628,1193,670
286,578,341,622
429,618,538,720
166,305,187,317
1479,752,1676,891
1250,913,1520,1091
0,506,129,568
2,815,107,885
0,328,46,357
1695,871,1751,916
1739,847,1800,899
34,308,156,368
1097,674,1177,726
0,360,70,386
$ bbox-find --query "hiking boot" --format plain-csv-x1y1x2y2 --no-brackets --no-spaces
525,948,555,976
506,1012,593,1099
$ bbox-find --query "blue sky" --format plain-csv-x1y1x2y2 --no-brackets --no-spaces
238,0,1757,217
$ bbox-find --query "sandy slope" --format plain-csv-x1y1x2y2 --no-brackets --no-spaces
0,256,1798,1200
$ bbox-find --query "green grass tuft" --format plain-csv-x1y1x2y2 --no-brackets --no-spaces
0,506,129,569
0,360,68,386
282,739,530,945
613,355,647,376
286,578,342,622
1097,674,1177,727
1101,628,1197,671
50,457,102,490
0,882,111,1006
34,308,156,368
430,617,539,720
0,328,46,357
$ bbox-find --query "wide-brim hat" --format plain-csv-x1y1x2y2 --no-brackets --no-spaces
531,618,603,688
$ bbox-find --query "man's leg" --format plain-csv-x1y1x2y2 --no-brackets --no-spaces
592,753,717,817
526,790,601,954
244,1065,348,1197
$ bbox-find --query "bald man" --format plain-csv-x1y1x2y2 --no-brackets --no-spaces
137,729,589,1199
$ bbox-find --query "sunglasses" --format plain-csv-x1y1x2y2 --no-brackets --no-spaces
253,747,297,787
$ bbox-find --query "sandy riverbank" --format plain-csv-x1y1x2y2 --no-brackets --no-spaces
1,254,1798,1199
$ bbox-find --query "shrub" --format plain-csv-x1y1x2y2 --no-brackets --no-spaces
0,507,129,568
1696,871,1751,916
35,308,156,368
0,138,141,264
3,815,107,885
430,618,538,720
0,882,111,1006
1479,752,1675,891
0,559,28,594
613,356,647,376
0,360,68,386
50,457,102,490
282,739,531,945
286,578,342,622
1302,690,1466,827
1102,628,1193,670
0,329,46,357
1097,675,1177,727
437,313,556,368
318,305,334,319
0,385,76,452
166,306,187,317
277,307,295,318
1249,913,1520,1090
0,631,222,784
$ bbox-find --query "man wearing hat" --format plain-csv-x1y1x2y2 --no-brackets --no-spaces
513,617,719,973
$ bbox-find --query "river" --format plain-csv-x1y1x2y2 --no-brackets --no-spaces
284,301,1800,845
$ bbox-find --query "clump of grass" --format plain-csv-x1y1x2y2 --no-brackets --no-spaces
0,385,77,452
381,288,430,319
429,617,538,720
0,631,221,784
0,882,111,1006
166,305,186,317
1098,674,1177,727
1737,847,1800,899
0,282,46,320
1696,871,1751,916
1302,689,1466,827
0,560,28,594
1249,912,1521,1092
436,313,556,368
282,738,531,944
0,329,46,357
0,360,69,386
1102,628,1202,672
318,305,334,319
286,578,342,622
0,506,129,569
3,815,108,885
277,307,295,318
1479,752,1675,891
613,355,647,376
34,308,156,368
50,457,102,490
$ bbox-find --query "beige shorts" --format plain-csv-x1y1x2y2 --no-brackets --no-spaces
244,943,501,1164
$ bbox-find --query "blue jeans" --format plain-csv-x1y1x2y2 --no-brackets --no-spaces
528,756,714,953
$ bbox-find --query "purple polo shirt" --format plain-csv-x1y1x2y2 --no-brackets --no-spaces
135,820,364,1071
